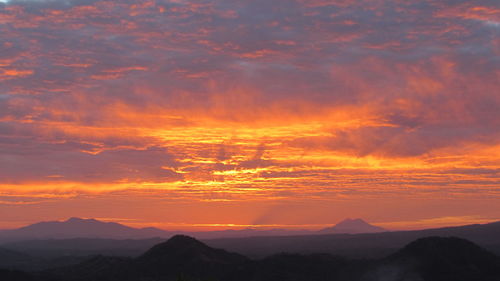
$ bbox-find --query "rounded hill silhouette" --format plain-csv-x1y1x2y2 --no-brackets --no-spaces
395,236,496,260
386,237,500,281
134,235,250,281
139,235,248,264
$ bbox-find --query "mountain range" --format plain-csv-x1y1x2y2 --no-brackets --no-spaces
206,221,500,259
0,217,386,242
2,235,500,281
0,218,171,242
0,219,499,264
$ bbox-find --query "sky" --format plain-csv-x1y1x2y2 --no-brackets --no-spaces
0,0,499,231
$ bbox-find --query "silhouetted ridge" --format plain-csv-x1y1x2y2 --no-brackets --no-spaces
141,235,205,259
0,247,31,262
0,247,34,269
139,235,248,264
12,236,500,281
387,237,500,281
132,235,249,281
0,217,170,242
393,236,496,261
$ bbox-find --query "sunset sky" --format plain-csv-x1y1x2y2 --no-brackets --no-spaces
0,0,499,231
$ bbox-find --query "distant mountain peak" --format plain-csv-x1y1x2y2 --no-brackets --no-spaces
0,217,170,241
338,218,367,225
319,218,386,234
66,217,98,223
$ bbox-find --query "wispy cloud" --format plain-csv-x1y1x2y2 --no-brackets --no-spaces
0,0,498,228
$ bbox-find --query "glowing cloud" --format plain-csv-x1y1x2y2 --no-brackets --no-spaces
0,0,498,230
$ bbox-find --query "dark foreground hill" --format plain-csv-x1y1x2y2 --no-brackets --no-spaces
1,235,499,281
0,269,36,281
135,235,250,280
48,235,251,281
364,237,500,281
0,246,93,272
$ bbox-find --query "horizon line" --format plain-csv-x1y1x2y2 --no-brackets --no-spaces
1,216,499,233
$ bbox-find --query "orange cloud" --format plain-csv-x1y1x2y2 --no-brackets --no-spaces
0,0,498,230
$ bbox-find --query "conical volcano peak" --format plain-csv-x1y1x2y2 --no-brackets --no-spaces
319,218,386,234
338,218,366,224
66,217,98,223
